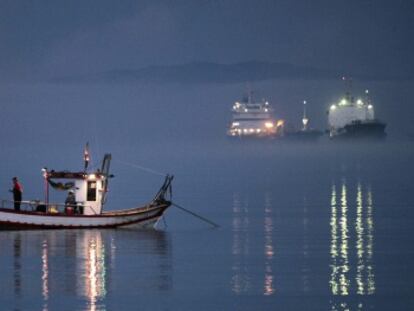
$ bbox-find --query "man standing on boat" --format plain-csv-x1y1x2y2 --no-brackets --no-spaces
10,177,23,211
65,190,77,214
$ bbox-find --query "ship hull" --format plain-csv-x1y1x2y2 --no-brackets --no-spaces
284,129,323,142
330,121,386,140
0,202,170,230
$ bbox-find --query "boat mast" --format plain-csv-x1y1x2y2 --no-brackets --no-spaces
100,154,112,208
302,100,309,131
343,76,353,103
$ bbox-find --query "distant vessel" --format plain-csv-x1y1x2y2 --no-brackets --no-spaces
284,100,323,142
327,78,386,140
227,92,284,138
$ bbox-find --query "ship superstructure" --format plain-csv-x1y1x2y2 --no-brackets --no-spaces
227,93,284,138
328,81,386,140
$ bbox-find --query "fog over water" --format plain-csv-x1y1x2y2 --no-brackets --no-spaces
0,79,413,204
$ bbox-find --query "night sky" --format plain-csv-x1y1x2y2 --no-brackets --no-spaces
1,0,413,80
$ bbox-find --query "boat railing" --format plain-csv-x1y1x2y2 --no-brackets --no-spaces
0,199,94,215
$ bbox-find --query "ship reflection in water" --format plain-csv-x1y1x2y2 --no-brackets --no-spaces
231,191,276,296
330,180,375,310
9,229,171,311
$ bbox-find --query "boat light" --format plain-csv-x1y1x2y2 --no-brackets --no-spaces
330,105,337,110
249,128,254,133
357,99,363,105
368,105,373,109
232,122,240,127
340,99,347,106
276,120,284,127
243,129,248,133
265,122,274,129
41,167,48,178
256,129,261,133
264,108,268,112
88,174,96,180
244,109,248,112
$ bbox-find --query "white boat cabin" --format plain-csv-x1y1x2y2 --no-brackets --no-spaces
44,154,112,215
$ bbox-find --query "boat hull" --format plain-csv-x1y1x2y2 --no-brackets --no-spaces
330,121,387,141
284,129,323,142
0,202,170,230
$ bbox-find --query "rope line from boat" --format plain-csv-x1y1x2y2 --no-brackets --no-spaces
114,160,167,177
171,202,220,228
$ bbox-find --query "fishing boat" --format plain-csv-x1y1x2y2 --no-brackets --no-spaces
0,151,173,230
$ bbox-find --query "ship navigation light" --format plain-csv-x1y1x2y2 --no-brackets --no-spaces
367,105,373,109
330,105,337,110
357,99,363,106
265,122,274,129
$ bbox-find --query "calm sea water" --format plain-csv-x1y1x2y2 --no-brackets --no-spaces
1,140,413,311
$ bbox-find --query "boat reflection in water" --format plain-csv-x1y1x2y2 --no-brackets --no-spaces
78,231,108,311
329,180,375,310
8,229,171,311
37,231,109,311
231,191,276,296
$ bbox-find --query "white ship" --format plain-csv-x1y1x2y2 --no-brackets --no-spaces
328,80,386,140
227,93,284,138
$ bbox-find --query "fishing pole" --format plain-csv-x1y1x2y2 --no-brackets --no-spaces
172,202,220,228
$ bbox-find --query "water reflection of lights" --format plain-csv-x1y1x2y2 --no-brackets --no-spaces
83,233,107,311
231,192,251,294
263,192,275,296
339,182,350,296
42,240,49,311
231,192,276,296
329,180,376,310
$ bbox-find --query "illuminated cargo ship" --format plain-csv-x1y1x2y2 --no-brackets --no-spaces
227,93,284,138
328,81,386,140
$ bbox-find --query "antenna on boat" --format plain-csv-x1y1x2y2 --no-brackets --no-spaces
342,76,353,102
302,100,309,131
365,89,371,105
100,154,112,206
245,82,253,104
83,142,90,172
